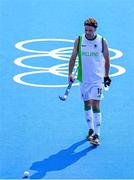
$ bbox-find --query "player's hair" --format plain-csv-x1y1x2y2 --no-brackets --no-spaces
84,18,98,28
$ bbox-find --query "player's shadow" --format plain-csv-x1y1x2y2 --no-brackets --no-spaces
30,139,97,179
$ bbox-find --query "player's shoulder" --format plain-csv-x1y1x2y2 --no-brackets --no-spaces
74,36,81,46
97,34,108,46
75,35,81,41
97,34,106,40
96,33,104,40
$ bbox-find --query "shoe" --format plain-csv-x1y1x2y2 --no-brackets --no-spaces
90,134,100,145
86,129,94,141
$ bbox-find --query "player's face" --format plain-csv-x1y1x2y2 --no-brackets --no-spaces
84,25,96,38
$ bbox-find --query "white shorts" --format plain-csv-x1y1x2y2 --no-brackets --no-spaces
80,82,104,101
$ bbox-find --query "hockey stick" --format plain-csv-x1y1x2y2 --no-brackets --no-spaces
59,68,77,101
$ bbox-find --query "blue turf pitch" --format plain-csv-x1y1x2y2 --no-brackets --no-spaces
0,0,134,179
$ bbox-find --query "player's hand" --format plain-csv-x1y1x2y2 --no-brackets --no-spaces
68,74,75,82
104,76,111,87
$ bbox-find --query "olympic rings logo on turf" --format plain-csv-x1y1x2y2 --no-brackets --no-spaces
13,38,126,88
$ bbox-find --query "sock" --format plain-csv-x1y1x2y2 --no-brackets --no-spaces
84,105,94,130
93,110,102,136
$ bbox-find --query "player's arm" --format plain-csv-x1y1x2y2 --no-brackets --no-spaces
103,39,110,77
103,39,111,86
68,38,79,81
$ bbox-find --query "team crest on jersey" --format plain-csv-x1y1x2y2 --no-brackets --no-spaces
94,44,97,48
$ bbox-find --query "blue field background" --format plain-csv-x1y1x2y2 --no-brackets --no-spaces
0,0,134,179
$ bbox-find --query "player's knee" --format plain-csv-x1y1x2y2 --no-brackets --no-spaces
93,108,100,113
84,100,92,107
84,105,91,111
92,100,100,110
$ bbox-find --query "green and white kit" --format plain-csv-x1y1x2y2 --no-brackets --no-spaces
77,34,105,100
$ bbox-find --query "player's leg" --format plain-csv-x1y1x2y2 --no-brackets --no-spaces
80,83,94,140
89,85,103,145
84,100,94,140
90,100,101,145
92,100,101,137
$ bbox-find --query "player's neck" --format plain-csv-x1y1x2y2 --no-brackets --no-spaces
85,34,97,40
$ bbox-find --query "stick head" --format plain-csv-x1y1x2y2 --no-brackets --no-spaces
59,95,67,101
